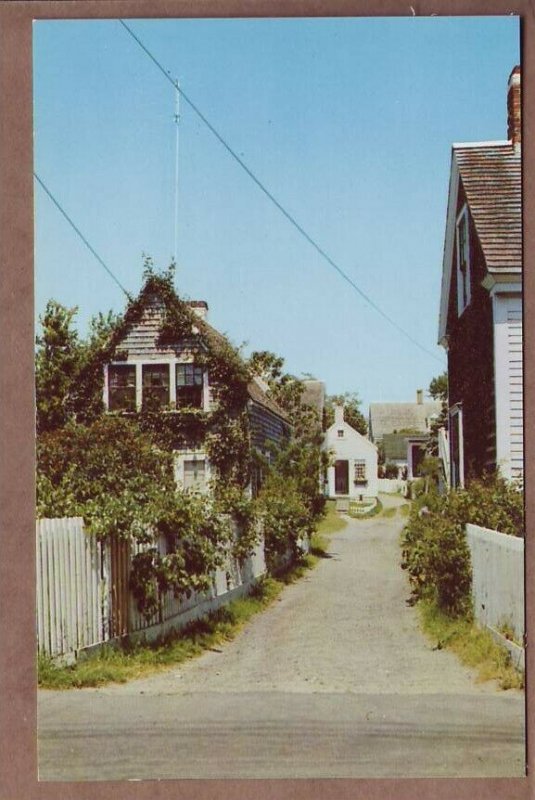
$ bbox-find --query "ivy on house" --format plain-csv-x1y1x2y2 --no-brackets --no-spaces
36,258,328,617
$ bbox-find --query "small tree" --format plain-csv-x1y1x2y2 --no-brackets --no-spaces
427,372,448,457
35,301,82,433
324,392,367,435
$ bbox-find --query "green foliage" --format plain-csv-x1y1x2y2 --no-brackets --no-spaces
384,462,399,479
36,262,330,618
324,392,367,435
427,371,449,457
36,415,173,520
256,473,313,569
129,493,229,618
401,475,524,617
419,600,524,690
35,301,81,433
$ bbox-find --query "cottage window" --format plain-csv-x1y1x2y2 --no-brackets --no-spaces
337,429,344,438
449,405,464,489
456,207,471,316
108,365,136,411
142,363,170,408
183,459,206,492
176,363,204,408
354,460,367,484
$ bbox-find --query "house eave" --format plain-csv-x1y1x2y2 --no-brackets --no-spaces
481,271,522,296
438,151,460,344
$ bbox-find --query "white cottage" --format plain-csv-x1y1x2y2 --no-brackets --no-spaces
324,406,378,499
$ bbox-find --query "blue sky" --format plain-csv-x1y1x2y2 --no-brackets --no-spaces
33,16,519,410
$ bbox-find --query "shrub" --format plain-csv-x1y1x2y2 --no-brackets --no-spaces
401,475,524,617
256,474,313,570
384,462,399,479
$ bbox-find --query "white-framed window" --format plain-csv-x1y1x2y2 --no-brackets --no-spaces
106,360,207,412
183,459,206,491
174,451,209,494
176,363,204,408
142,363,170,408
354,459,367,484
456,205,471,316
449,404,464,488
337,429,344,438
108,364,136,411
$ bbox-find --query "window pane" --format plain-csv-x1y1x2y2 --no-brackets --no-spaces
183,460,206,491
142,364,169,407
108,365,136,411
176,363,204,408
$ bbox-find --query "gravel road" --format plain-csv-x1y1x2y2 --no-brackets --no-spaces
38,495,525,779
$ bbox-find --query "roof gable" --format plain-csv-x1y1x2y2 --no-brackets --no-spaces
369,401,441,440
438,141,521,343
111,283,290,423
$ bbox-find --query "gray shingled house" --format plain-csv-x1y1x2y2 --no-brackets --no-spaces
369,390,441,477
103,281,290,494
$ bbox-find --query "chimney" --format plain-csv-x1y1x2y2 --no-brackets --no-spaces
188,300,209,321
416,389,423,405
507,66,521,148
334,404,345,425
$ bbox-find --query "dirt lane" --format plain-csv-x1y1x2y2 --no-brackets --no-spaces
38,495,525,779
101,495,497,697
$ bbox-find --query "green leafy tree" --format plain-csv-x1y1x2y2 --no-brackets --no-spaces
427,372,449,457
324,392,367,435
35,301,82,433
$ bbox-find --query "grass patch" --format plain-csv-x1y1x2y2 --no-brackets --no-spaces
38,575,287,690
381,506,397,518
399,503,410,517
315,500,348,536
418,599,524,690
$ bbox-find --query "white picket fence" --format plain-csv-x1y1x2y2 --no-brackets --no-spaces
37,517,266,661
36,518,109,658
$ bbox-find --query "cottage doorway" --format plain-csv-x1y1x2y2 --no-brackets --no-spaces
335,460,349,494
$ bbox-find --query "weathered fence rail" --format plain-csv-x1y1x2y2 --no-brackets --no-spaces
36,517,266,661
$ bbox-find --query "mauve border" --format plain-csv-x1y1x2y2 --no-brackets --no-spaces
0,2,532,798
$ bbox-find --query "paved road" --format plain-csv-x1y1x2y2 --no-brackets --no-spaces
38,496,525,780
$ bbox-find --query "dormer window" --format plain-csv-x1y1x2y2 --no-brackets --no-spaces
142,363,170,408
456,206,471,316
176,363,204,408
108,365,136,411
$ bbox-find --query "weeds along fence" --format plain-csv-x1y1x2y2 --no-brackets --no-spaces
36,517,266,662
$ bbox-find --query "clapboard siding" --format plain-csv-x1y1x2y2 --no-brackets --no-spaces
508,307,523,478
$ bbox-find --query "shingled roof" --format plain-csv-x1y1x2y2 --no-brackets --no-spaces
454,142,521,273
369,401,441,442
113,291,290,423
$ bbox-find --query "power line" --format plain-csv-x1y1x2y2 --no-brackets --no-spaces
118,20,445,367
34,172,131,299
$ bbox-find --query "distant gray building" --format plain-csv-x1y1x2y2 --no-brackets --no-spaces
368,390,441,478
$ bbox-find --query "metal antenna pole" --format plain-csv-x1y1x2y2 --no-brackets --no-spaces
173,79,180,266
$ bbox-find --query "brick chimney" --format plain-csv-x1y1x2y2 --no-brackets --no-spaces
416,389,423,405
507,65,521,148
334,404,345,425
188,300,209,321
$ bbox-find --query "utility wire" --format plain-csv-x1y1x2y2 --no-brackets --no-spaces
34,172,131,299
120,19,444,366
